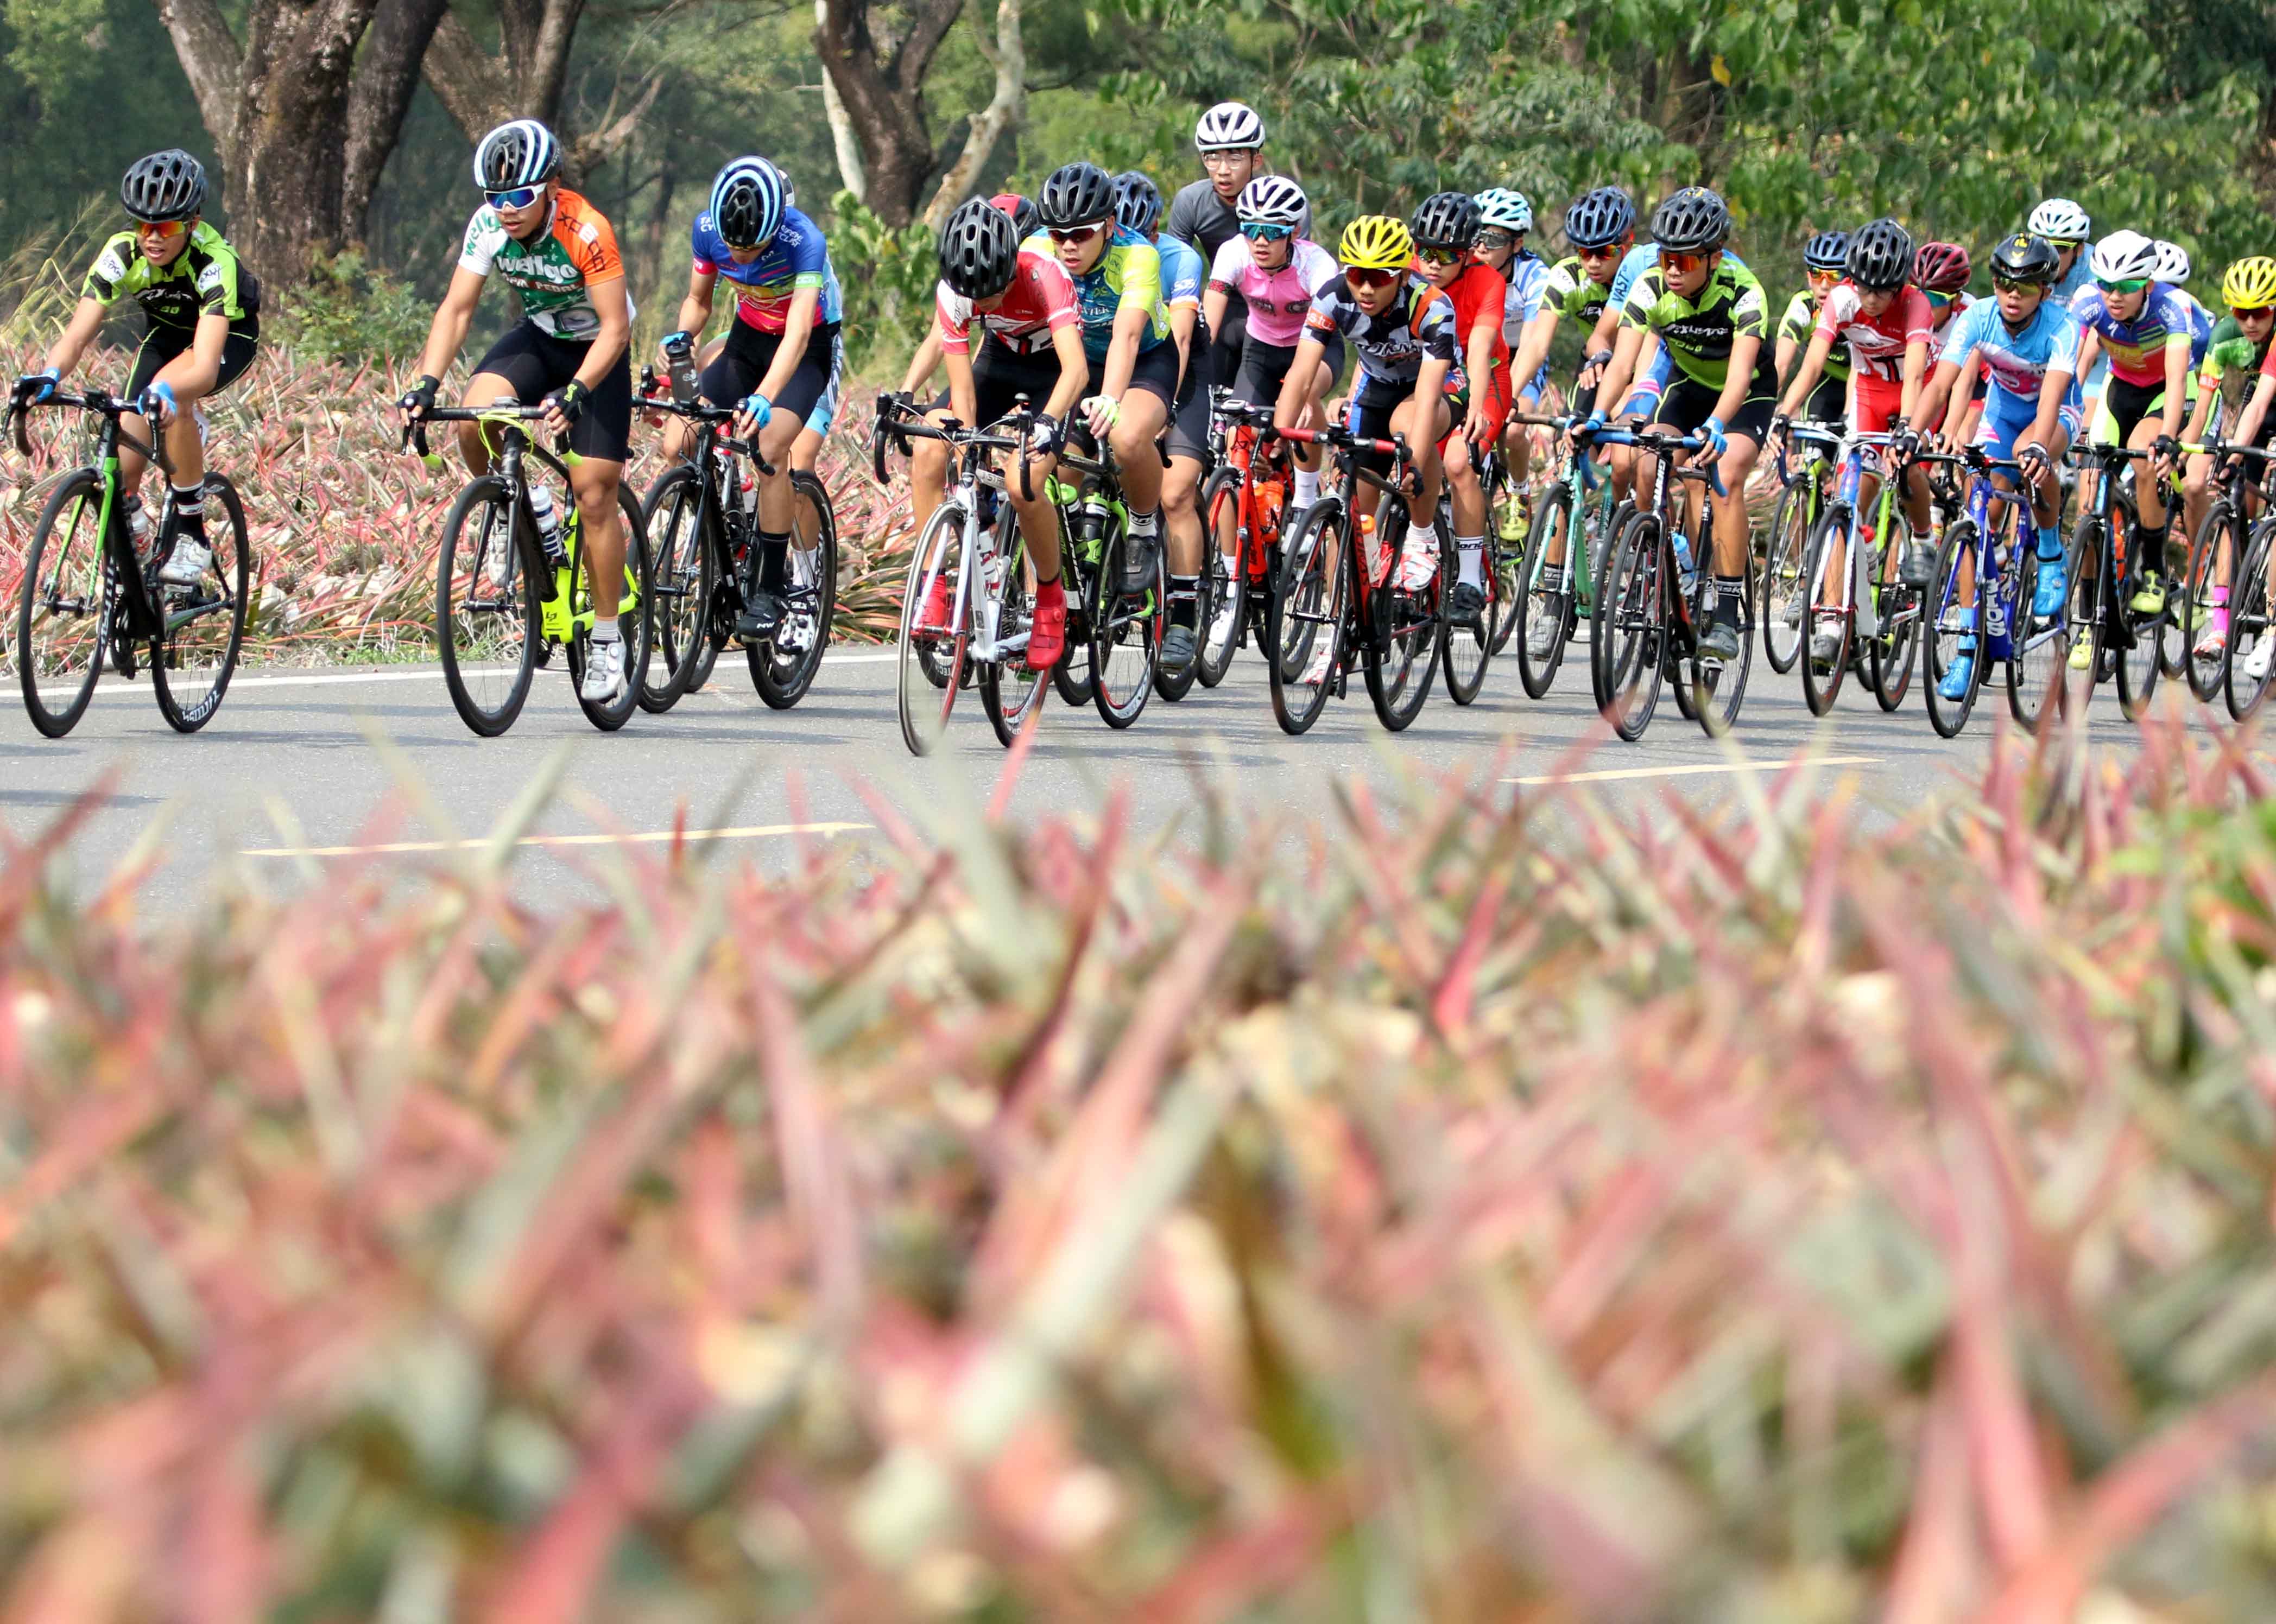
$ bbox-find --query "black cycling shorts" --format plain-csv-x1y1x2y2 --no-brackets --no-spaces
2096,375,2171,447
126,320,260,404
1801,373,1846,425
1167,319,1212,464
929,336,1064,430
472,321,635,462
1121,338,1183,414
1346,383,1456,478
701,318,843,427
1232,334,1344,409
1655,376,1776,446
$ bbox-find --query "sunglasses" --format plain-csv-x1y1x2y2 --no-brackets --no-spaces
1240,221,1292,242
1805,267,1842,286
2235,306,2275,320
1048,223,1106,246
484,186,543,211
2097,276,2149,296
1476,230,1516,252
135,218,188,239
1993,277,2043,295
1659,250,1712,274
1344,266,1399,290
1417,246,1466,267
1577,242,1624,261
1923,288,1955,310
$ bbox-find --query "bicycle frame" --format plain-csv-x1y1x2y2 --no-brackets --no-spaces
1596,426,1725,640
1942,452,2035,665
877,398,1037,664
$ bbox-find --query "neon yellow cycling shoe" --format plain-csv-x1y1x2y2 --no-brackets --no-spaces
2128,570,2165,617
2068,634,2095,672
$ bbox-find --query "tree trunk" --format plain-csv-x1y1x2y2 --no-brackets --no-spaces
814,0,966,226
920,0,1023,231
343,0,452,239
418,0,593,179
817,0,869,204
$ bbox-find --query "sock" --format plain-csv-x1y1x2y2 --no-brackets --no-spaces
791,544,820,587
1714,575,1743,628
1456,534,1483,589
1129,507,1159,537
2140,526,2167,575
171,483,205,540
1035,572,1063,603
1293,467,1319,507
1541,563,1565,592
2037,523,2063,562
1170,574,1198,630
756,529,789,593
1955,606,1976,648
591,616,620,643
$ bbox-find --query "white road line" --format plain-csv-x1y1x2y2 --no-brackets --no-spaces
1506,755,1878,787
242,820,871,859
203,650,899,692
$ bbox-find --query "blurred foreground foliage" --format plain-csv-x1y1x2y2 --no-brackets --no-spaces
4,724,2276,1618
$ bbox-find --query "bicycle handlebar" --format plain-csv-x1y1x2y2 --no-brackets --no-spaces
397,402,582,471
873,391,1041,502
8,386,164,472
1582,427,1727,497
635,371,776,475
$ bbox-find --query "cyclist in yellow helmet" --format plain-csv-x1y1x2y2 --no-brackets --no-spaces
2185,255,2276,661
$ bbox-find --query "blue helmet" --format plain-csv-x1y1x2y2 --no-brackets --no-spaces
710,156,785,249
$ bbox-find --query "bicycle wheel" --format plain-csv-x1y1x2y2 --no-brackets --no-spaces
1196,466,1246,688
1690,553,1754,738
1865,517,1921,713
2061,517,2107,717
1271,502,1326,682
437,475,540,737
2183,505,2230,703
1268,499,1345,735
1440,522,1491,707
16,468,109,738
2007,534,2066,730
1594,511,1665,741
1089,519,1160,728
751,472,837,709
1052,532,1097,708
1513,483,1572,699
567,487,654,733
2225,518,2276,719
1368,508,1442,731
637,465,713,712
149,474,250,733
2113,548,2161,722
1761,481,1811,675
1922,521,1980,738
979,509,1048,746
1798,505,1853,718
1153,551,1205,704
2153,519,2190,682
897,503,969,755
1484,479,1528,656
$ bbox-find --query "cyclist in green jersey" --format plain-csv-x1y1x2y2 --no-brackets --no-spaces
1775,231,1853,424
16,150,261,589
2183,255,2276,658
1588,187,1775,664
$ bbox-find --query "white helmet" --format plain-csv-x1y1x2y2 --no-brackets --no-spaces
1236,175,1306,229
2089,229,2159,284
2027,196,2091,244
1194,101,1265,153
1476,187,1533,234
2152,238,2191,286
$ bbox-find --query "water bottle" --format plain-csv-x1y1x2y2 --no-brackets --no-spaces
529,485,567,568
1671,529,1697,593
124,496,154,561
663,332,699,405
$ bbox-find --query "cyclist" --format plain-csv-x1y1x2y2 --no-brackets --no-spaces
1906,231,2081,702
1775,231,1853,424
1027,161,1178,608
1409,191,1510,623
399,119,637,703
1166,103,1314,388
1475,187,1550,545
2068,229,2194,645
1913,240,1980,448
17,149,261,592
1275,214,1458,684
1200,174,1342,657
1773,218,1935,662
908,198,1089,671
1590,186,1776,665
657,155,842,641
895,192,1038,405
2030,198,2095,307
1116,170,1212,676
2182,255,2276,659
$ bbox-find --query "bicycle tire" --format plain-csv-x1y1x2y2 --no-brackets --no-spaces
750,471,838,709
1514,482,1573,699
16,467,108,739
1761,480,1812,675
1594,510,1664,741
2007,532,2065,730
1195,465,1246,688
1439,512,1491,707
1690,550,1754,738
637,464,713,712
2224,517,2276,719
2182,503,2231,703
1922,520,1980,738
897,503,969,755
1268,499,1344,735
1090,519,1160,728
1367,506,1441,731
2060,516,2107,717
1483,477,1527,657
437,475,541,737
979,506,1048,746
1798,504,1853,718
565,486,654,732
151,473,250,733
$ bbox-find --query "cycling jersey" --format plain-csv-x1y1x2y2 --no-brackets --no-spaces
1155,232,1206,312
1430,263,1512,392
691,205,843,332
459,189,634,341
1209,236,1341,347
1165,180,1315,264
1021,225,1171,362
1542,254,1619,328
1778,290,1853,381
1305,281,1459,399
1496,251,1548,347
1813,282,1932,383
2173,289,2215,369
935,247,1079,356
1941,295,2082,414
83,221,260,333
1619,257,1776,396
2068,283,2191,388
1926,293,1976,363
2201,314,2273,404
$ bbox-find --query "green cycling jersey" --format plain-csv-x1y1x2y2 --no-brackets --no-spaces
2199,314,2271,409
81,221,260,333
1778,290,1851,382
1620,256,1778,396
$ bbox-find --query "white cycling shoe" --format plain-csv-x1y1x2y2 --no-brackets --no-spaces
580,636,627,702
159,536,211,588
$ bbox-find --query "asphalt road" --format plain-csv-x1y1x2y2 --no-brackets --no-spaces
0,633,2168,912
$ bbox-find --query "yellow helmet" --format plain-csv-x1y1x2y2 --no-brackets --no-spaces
1338,215,1413,272
2222,256,2276,310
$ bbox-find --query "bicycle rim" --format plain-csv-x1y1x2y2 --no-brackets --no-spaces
1272,503,1331,682
437,477,539,737
2060,519,2106,717
2225,521,2276,719
638,467,709,711
151,475,250,733
751,473,836,709
1923,521,1977,738
1439,529,1490,707
980,515,1048,746
1515,484,1572,699
1692,560,1754,737
1090,525,1159,728
565,488,653,732
1196,468,1246,687
1484,481,1527,657
1268,502,1344,735
1761,484,1811,674
1367,511,1440,731
1799,507,1852,717
1597,513,1664,740
897,504,969,754
2183,507,2229,703
17,468,107,738
2007,541,2064,729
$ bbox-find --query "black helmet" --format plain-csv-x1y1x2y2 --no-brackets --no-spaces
1111,171,1162,237
1845,217,1914,291
1036,161,1115,230
1803,230,1850,272
1564,187,1636,250
1411,190,1483,252
938,198,1021,300
1650,186,1730,253
121,149,207,224
1989,231,2060,288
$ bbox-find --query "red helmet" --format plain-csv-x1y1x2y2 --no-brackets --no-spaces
1913,240,1971,295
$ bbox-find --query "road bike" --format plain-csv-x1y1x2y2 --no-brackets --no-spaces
2176,439,2276,705
1794,428,1925,717
1508,412,1622,699
408,404,654,736
1042,433,1164,728
636,370,837,712
1761,420,1841,676
1919,446,2065,736
1199,394,1302,688
2061,441,2179,720
8,383,250,737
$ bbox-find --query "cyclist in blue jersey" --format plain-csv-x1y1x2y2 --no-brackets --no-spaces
661,156,842,640
1908,231,2083,700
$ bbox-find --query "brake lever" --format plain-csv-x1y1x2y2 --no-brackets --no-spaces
8,403,28,460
